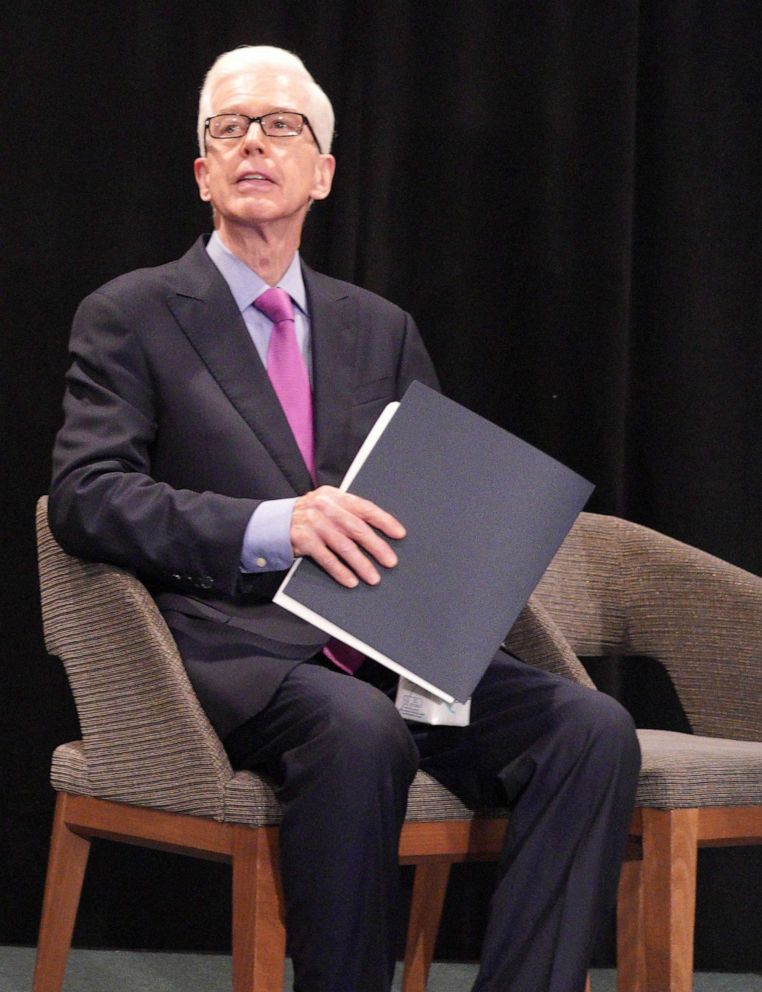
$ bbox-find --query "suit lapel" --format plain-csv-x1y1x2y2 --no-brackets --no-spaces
304,264,357,486
167,238,313,494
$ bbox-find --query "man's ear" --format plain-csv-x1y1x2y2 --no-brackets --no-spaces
310,154,336,202
194,158,212,202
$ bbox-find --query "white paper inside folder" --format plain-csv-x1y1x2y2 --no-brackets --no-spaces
395,677,471,726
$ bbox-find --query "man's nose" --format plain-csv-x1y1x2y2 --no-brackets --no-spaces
242,119,268,151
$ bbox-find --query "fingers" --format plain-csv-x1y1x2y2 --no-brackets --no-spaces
290,486,405,588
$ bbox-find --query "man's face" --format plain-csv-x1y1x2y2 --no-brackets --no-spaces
194,67,335,238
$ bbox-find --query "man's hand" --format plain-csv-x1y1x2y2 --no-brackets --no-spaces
291,486,405,588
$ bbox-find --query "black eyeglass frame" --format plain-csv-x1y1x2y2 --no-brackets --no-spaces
204,112,323,154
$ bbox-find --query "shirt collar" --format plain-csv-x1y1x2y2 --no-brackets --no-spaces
206,231,308,316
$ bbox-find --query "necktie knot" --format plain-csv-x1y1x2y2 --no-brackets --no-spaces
254,286,294,325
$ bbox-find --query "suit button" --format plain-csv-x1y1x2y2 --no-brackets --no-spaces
171,573,182,581
199,575,214,589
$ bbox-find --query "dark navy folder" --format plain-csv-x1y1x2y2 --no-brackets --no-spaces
274,381,593,703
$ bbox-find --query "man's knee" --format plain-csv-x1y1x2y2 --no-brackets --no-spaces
566,688,641,778
299,675,418,785
336,681,418,776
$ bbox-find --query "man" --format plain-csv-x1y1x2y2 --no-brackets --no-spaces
49,45,640,992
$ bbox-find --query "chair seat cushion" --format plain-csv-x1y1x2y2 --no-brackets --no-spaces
54,729,762,826
51,741,91,794
223,767,501,826
636,729,762,807
50,740,226,818
52,741,502,828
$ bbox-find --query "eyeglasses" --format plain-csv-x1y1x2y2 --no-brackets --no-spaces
204,112,322,153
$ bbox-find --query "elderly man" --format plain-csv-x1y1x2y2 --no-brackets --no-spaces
49,45,640,992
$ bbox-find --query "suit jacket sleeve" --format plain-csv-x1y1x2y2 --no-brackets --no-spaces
49,287,260,598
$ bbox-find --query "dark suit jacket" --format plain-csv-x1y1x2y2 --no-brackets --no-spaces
49,236,439,737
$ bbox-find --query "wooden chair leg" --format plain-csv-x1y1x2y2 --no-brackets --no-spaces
616,852,646,992
641,808,698,992
32,793,92,992
402,861,451,992
231,824,286,992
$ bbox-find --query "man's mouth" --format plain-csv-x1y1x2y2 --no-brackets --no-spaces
237,172,274,184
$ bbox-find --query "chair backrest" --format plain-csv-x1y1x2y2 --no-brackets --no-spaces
504,595,595,689
536,512,762,741
36,497,233,818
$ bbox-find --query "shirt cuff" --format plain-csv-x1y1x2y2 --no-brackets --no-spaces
240,498,297,572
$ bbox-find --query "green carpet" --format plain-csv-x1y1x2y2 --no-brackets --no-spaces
2,946,761,991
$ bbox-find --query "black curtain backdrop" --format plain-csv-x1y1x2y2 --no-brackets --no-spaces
3,0,761,968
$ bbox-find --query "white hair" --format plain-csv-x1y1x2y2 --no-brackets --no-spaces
197,45,335,156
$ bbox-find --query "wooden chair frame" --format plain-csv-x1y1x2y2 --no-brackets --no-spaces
617,806,762,992
34,790,520,992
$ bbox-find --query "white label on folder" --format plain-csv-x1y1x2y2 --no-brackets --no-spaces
395,677,471,726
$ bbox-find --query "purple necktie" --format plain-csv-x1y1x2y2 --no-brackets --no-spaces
254,287,364,675
254,287,315,480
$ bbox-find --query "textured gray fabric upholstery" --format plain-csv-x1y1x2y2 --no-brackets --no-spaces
636,730,762,808
535,513,762,743
38,499,762,823
49,740,500,827
532,513,762,810
39,497,548,828
38,500,232,819
52,728,762,820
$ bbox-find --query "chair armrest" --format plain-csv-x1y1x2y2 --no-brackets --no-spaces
504,595,595,689
36,498,233,818
618,519,762,741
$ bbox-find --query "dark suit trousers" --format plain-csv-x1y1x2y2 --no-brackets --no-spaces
224,652,640,992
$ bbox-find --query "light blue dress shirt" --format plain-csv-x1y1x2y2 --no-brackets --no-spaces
205,232,306,573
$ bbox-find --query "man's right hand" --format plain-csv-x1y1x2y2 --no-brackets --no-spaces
291,486,405,588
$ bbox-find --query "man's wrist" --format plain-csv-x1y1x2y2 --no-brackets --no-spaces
240,498,297,572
